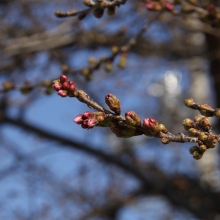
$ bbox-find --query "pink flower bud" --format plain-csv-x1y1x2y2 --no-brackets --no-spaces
69,83,76,92
74,114,83,124
60,75,68,83
146,2,155,10
87,117,98,128
53,83,62,91
81,121,89,129
62,82,69,90
125,111,141,126
142,118,160,135
58,90,67,97
143,118,158,129
83,111,93,119
69,80,75,85
165,2,174,11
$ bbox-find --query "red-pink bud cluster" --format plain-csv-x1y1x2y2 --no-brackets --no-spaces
74,111,98,129
142,118,161,136
144,0,174,12
53,75,78,97
74,111,106,129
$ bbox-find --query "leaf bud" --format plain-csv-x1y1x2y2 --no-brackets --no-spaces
111,46,119,54
118,53,127,69
104,61,113,72
105,93,121,115
158,124,168,133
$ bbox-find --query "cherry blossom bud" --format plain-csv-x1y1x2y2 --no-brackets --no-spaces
189,146,199,155
184,98,195,108
87,117,98,129
105,93,121,115
53,83,62,91
62,82,69,90
188,128,199,137
199,145,207,153
125,111,141,126
198,117,212,132
69,83,75,91
146,2,155,10
198,132,208,142
214,108,220,118
193,151,203,160
182,118,194,130
74,114,83,124
142,118,160,135
199,104,214,117
60,75,68,83
204,134,218,149
58,90,67,97
83,111,93,119
165,2,174,11
194,115,203,123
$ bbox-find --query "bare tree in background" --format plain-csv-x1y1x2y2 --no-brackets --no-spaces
1,0,220,219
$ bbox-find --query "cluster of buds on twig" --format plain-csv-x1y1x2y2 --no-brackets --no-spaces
143,0,220,28
184,98,220,159
52,76,219,160
55,0,126,20
74,111,107,129
143,0,174,12
52,75,78,97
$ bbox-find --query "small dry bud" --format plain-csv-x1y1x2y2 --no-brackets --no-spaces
161,137,169,144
